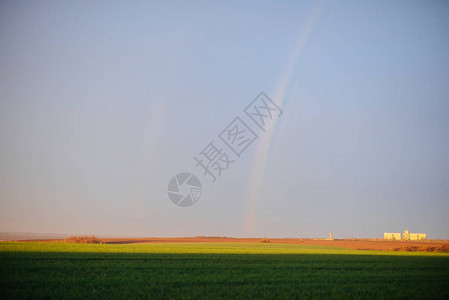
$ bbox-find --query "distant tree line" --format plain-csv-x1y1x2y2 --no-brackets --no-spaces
64,235,102,244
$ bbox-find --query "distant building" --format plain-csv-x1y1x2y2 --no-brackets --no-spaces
384,229,427,241
403,229,426,241
384,233,401,240
410,233,426,240
402,228,409,240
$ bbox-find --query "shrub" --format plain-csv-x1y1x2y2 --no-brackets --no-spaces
437,244,449,252
64,235,102,244
390,244,449,252
260,238,270,243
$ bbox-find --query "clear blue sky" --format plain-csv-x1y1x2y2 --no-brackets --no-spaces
1,1,448,238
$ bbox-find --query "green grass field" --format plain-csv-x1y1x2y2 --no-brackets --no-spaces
1,242,449,299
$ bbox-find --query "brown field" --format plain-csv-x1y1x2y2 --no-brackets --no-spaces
7,236,449,252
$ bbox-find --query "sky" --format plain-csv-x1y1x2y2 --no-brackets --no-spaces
1,0,448,239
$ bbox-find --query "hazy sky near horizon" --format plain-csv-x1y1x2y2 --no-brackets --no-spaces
1,1,448,238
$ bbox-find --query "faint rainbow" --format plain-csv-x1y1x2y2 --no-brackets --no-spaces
243,1,327,236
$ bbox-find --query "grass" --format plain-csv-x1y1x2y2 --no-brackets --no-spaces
1,242,449,299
